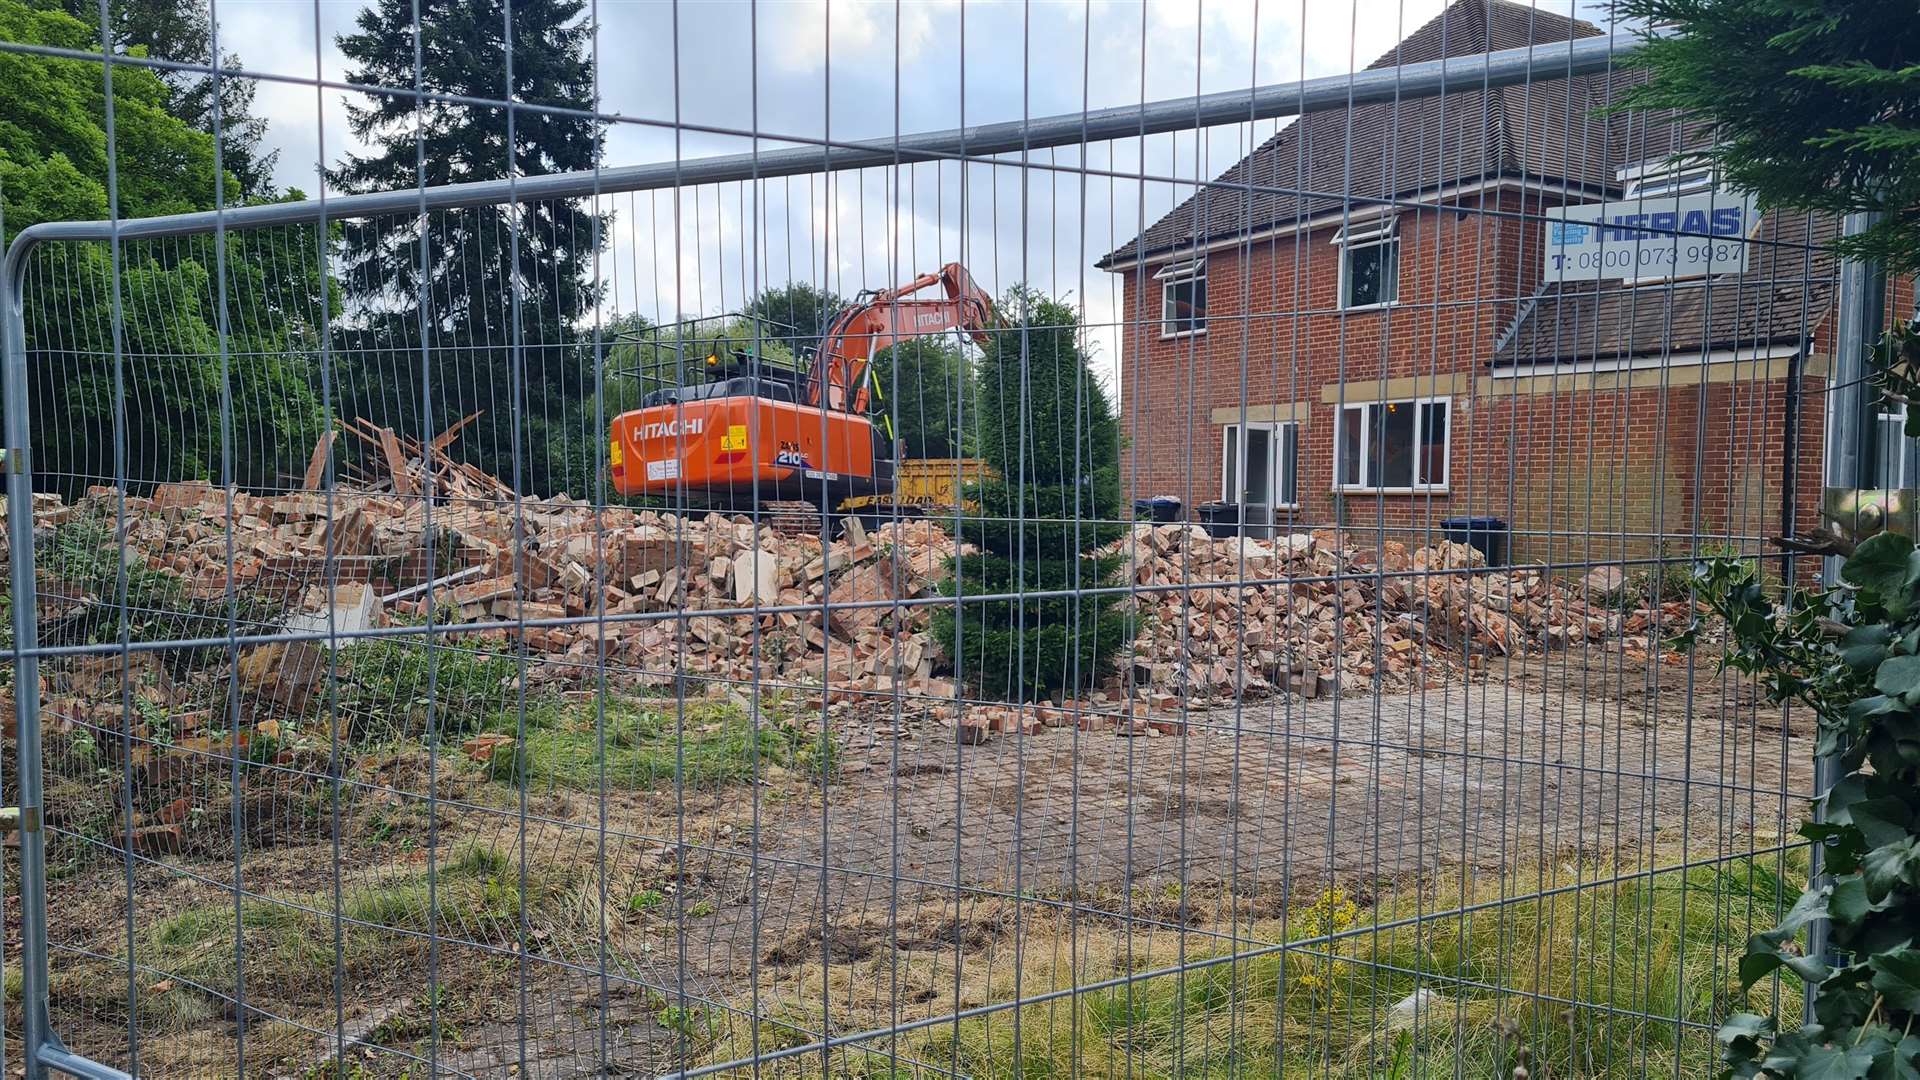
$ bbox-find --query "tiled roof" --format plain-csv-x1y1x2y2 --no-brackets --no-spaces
1098,0,1626,269
1491,209,1838,366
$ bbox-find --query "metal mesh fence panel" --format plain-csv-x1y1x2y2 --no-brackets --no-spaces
0,2,1845,1076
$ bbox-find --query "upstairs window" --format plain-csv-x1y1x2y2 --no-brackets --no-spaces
1335,397,1449,491
1335,216,1399,309
1623,165,1715,199
1156,259,1207,337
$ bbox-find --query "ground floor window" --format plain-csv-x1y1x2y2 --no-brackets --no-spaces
1335,398,1449,491
1222,422,1299,528
1876,400,1918,488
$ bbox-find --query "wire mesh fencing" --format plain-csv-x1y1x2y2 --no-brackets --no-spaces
0,1,1842,1076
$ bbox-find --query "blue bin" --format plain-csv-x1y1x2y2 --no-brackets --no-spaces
1133,496,1183,523
1440,516,1509,566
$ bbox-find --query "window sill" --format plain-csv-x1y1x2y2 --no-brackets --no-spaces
1160,327,1208,340
1331,486,1449,496
1338,300,1399,314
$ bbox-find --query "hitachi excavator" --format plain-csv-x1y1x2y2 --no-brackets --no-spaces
609,263,994,513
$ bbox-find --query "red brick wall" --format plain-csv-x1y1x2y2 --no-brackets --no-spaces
1113,187,1832,566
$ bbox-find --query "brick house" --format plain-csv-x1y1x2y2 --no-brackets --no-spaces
1098,0,1838,564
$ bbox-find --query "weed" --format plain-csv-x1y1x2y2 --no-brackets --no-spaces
627,889,665,914
658,1003,717,1041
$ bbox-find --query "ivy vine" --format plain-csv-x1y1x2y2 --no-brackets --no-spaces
1691,322,1920,1079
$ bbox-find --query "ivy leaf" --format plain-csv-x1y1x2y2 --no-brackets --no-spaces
1855,797,1918,851
1845,624,1897,670
1878,713,1920,767
1872,948,1920,1013
1876,1035,1920,1080
1719,1012,1775,1078
1876,656,1920,702
1863,837,1920,900
1793,1043,1877,1080
1817,965,1882,1031
1831,776,1873,823
1846,532,1920,613
1831,875,1886,923
1743,888,1835,990
1807,820,1871,876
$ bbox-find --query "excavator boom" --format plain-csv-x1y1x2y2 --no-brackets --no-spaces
808,262,994,413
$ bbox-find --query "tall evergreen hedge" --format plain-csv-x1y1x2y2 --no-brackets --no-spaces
933,288,1134,702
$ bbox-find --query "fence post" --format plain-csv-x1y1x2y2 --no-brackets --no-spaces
0,233,54,1079
1810,209,1888,1001
1,235,131,1080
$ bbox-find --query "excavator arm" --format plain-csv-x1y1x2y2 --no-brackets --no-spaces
807,262,995,413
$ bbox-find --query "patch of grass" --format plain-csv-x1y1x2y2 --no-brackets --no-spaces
134,841,580,1026
484,697,835,792
697,850,1810,1078
337,635,521,740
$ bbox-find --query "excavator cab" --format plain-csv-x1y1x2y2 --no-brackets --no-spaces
618,314,805,409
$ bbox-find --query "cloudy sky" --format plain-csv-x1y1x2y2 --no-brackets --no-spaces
202,0,1626,378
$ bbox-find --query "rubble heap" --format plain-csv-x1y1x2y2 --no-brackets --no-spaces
1110,523,1678,701
20,417,1679,717
37,480,959,701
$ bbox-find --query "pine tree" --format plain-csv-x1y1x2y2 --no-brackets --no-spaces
932,288,1134,702
870,337,971,460
332,0,604,496
1619,0,1920,277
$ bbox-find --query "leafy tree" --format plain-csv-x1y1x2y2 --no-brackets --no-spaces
746,281,845,359
60,0,279,197
1619,0,1920,276
332,0,604,497
932,288,1132,702
869,337,971,460
1,0,326,495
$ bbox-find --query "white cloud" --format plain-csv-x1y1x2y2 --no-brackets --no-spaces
212,0,1620,389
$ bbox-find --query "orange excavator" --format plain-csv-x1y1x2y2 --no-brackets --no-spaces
609,262,994,511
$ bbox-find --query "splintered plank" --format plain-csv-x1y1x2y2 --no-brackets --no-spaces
377,425,417,496
302,429,336,491
428,411,483,455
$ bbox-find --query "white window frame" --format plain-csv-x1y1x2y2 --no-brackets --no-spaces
1333,396,1451,493
1155,258,1207,338
1876,400,1914,488
1620,159,1717,199
1220,421,1300,511
1332,216,1400,311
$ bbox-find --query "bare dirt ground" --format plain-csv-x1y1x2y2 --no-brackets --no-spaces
23,648,1814,1077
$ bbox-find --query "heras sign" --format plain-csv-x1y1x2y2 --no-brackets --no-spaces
1540,190,1756,283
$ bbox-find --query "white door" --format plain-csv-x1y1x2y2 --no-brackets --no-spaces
1222,423,1295,538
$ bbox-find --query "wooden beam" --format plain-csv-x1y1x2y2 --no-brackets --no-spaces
377,426,417,496
428,411,483,455
301,430,336,491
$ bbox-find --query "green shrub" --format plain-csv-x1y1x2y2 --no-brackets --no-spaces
932,288,1134,701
